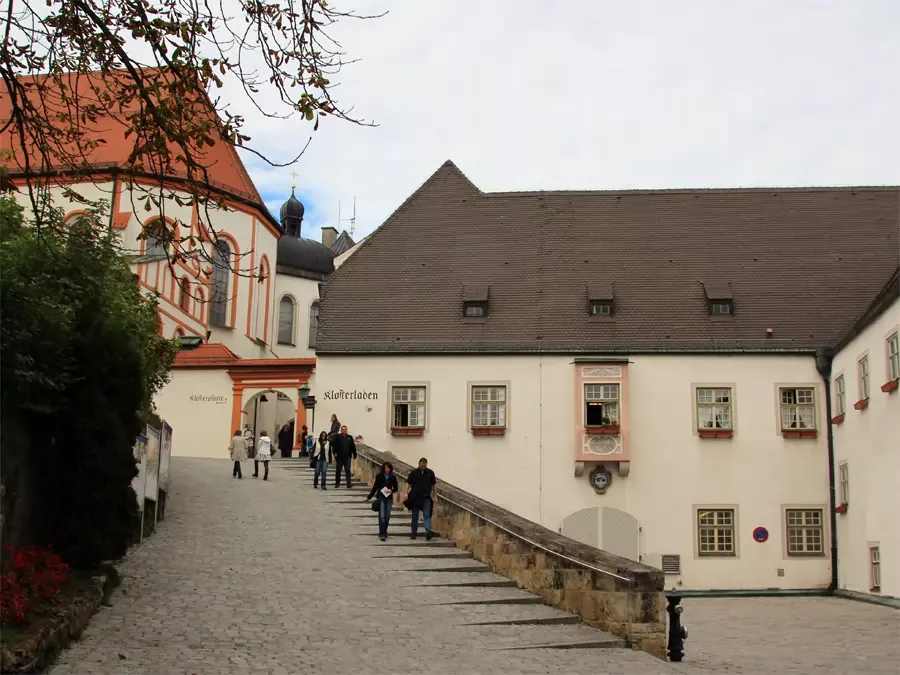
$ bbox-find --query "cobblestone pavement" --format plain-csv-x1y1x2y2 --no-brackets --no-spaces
50,459,899,675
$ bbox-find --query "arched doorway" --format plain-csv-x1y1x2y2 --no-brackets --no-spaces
242,389,298,458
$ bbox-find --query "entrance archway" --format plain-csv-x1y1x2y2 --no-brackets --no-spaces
242,389,298,458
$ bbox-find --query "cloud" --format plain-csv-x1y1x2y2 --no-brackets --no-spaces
235,0,900,240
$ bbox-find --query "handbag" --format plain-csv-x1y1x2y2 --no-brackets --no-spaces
370,500,380,512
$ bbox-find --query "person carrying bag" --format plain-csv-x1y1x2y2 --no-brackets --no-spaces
365,462,399,541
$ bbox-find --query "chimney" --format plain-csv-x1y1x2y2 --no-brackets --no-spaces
321,226,338,249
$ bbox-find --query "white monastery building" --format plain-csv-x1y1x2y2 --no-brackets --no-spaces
3,72,354,459
316,161,899,595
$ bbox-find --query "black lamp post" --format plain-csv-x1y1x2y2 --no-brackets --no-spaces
666,593,687,662
298,383,316,447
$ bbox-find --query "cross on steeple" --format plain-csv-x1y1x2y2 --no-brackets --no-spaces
289,170,298,190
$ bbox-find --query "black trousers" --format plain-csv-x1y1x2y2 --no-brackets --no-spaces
254,460,269,479
232,461,242,478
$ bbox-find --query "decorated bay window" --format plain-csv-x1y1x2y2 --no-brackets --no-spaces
574,362,629,479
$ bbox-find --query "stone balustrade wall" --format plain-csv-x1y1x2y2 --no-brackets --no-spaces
351,444,666,659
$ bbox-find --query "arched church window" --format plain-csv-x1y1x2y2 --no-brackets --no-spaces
278,296,295,345
308,300,319,349
144,221,167,259
179,278,190,311
210,240,230,326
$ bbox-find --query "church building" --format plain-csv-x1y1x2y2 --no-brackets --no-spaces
2,71,354,459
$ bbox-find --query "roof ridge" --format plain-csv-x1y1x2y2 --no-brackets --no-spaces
482,185,900,198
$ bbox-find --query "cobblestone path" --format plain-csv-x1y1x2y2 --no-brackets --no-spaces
50,458,898,674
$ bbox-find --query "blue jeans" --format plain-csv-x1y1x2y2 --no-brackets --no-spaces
334,456,352,487
378,498,393,538
410,497,433,537
314,458,327,487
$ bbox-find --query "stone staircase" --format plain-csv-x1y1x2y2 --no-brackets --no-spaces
275,458,629,649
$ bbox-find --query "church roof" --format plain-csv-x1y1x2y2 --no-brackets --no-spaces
0,70,266,209
318,160,899,354
277,235,335,278
330,230,356,255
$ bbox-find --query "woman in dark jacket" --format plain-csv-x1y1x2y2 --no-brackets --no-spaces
365,462,399,541
328,414,340,443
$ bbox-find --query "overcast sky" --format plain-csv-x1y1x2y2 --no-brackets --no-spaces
236,1,900,242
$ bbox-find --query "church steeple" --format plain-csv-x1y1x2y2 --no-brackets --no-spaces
279,189,304,237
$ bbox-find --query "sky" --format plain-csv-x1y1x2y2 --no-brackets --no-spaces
233,1,900,242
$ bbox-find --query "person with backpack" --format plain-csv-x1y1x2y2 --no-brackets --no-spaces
365,462,399,541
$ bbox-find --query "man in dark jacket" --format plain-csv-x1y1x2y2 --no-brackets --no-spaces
331,425,357,488
278,424,293,458
404,457,437,540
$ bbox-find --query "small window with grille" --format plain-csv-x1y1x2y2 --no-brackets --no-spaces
471,385,506,430
697,509,736,557
392,386,426,429
697,387,732,430
785,509,825,556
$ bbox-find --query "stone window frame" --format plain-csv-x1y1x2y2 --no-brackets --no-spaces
693,504,739,559
838,462,849,506
781,504,828,558
869,543,881,592
774,383,819,437
691,383,737,438
467,381,510,435
387,381,428,436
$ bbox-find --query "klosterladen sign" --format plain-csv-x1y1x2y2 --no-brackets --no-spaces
323,389,379,400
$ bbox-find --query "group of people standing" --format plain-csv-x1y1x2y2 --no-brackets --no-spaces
306,414,358,489
228,413,439,543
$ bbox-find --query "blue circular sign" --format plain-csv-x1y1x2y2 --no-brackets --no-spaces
753,527,769,543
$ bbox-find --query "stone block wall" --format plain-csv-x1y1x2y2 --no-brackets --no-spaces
351,444,666,658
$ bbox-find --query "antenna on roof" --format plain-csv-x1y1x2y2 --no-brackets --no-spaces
338,197,357,238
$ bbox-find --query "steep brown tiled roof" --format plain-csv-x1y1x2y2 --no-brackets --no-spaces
318,160,899,354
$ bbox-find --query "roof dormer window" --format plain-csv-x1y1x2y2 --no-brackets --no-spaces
703,282,734,317
587,282,614,317
463,284,489,318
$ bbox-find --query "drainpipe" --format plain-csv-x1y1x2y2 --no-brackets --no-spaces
815,348,839,592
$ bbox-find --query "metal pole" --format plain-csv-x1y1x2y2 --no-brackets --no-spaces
666,593,687,662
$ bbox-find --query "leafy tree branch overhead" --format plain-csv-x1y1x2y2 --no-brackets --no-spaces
0,0,378,275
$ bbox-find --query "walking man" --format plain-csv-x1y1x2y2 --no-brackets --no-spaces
405,457,437,540
331,425,357,488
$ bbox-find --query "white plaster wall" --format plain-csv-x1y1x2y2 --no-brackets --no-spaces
316,353,833,590
156,369,235,459
270,273,320,359
831,297,900,599
333,239,364,268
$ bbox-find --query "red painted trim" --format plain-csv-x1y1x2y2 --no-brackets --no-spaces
834,503,848,514
781,429,818,438
260,254,271,345
472,428,506,436
853,398,869,410
830,413,845,425
157,306,203,338
585,425,620,435
881,379,899,393
698,429,734,438
391,428,425,436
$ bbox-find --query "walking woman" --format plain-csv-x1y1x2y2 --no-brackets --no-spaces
365,462,399,541
229,429,247,478
253,430,273,480
313,431,331,489
328,414,340,443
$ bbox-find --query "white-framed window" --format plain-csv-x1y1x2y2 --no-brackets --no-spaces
858,356,870,400
277,296,295,345
785,509,825,556
471,385,506,429
585,383,619,426
590,300,612,316
464,302,485,317
209,240,230,327
888,332,900,381
697,509,735,557
839,463,849,505
834,375,846,416
697,387,732,430
308,301,319,349
392,386,426,429
779,387,816,430
870,546,881,591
